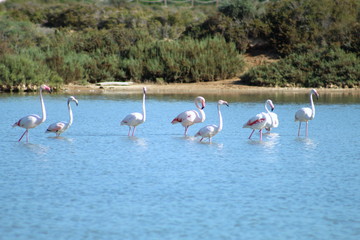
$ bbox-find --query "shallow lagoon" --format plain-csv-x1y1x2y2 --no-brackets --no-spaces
1,90,360,240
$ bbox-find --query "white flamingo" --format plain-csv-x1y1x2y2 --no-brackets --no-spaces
295,89,319,137
121,87,147,136
45,96,79,136
171,96,206,136
264,99,279,132
195,100,229,142
243,101,274,141
12,84,52,142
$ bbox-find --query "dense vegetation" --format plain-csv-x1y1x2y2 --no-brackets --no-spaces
0,0,359,91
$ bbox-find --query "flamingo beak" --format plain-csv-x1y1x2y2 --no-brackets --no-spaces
201,101,205,110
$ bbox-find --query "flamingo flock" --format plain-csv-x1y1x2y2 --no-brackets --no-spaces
12,85,320,142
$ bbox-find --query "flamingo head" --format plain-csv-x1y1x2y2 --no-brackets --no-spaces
40,84,52,93
195,96,206,110
218,100,229,107
266,99,275,112
311,89,319,100
68,96,79,106
143,87,147,94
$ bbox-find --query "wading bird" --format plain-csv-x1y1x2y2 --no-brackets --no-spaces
264,99,279,132
171,96,206,136
121,87,147,136
12,84,52,142
195,100,229,142
45,96,79,136
295,89,319,137
243,101,275,141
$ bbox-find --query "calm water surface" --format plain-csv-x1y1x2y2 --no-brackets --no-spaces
1,90,360,240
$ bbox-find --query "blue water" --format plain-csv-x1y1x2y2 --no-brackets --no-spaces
1,91,360,240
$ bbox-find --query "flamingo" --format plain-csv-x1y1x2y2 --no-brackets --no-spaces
295,89,319,137
263,99,279,132
195,100,229,142
121,87,147,136
45,96,79,136
12,84,52,142
243,101,274,141
171,96,206,136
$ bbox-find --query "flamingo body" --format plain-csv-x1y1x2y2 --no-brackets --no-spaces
295,107,313,122
121,87,147,136
13,114,43,129
243,113,268,130
263,100,279,131
295,89,319,137
172,96,206,136
12,84,52,142
46,96,78,136
243,99,275,141
195,100,228,142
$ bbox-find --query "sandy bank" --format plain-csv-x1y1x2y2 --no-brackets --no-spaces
61,79,360,95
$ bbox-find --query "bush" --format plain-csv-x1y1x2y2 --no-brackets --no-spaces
120,36,244,83
0,52,62,90
241,47,360,88
265,0,360,56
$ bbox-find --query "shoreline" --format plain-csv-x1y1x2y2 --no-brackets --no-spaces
61,79,360,95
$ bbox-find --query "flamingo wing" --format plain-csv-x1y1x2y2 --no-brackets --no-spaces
195,124,218,138
13,114,42,129
171,110,199,127
121,112,143,126
243,113,267,129
265,112,279,129
46,122,67,133
295,107,312,122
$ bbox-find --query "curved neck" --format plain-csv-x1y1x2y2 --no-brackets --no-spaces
68,100,73,127
198,108,205,123
265,102,273,123
310,93,315,119
195,100,205,123
39,88,46,123
217,104,223,133
142,91,146,122
265,101,270,113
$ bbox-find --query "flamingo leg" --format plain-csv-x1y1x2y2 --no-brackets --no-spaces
306,122,308,137
199,137,203,142
26,130,29,142
298,122,302,136
260,129,263,141
184,126,189,136
18,129,28,142
132,126,136,136
248,130,255,139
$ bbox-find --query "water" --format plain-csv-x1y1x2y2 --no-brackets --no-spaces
1,90,360,240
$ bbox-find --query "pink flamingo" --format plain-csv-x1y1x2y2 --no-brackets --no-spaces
45,96,79,136
121,87,147,136
12,84,52,142
171,96,206,136
264,99,279,132
243,101,274,141
295,89,319,137
195,100,229,142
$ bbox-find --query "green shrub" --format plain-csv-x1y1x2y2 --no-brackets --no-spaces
120,36,244,83
0,53,61,88
265,0,360,56
242,47,360,88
